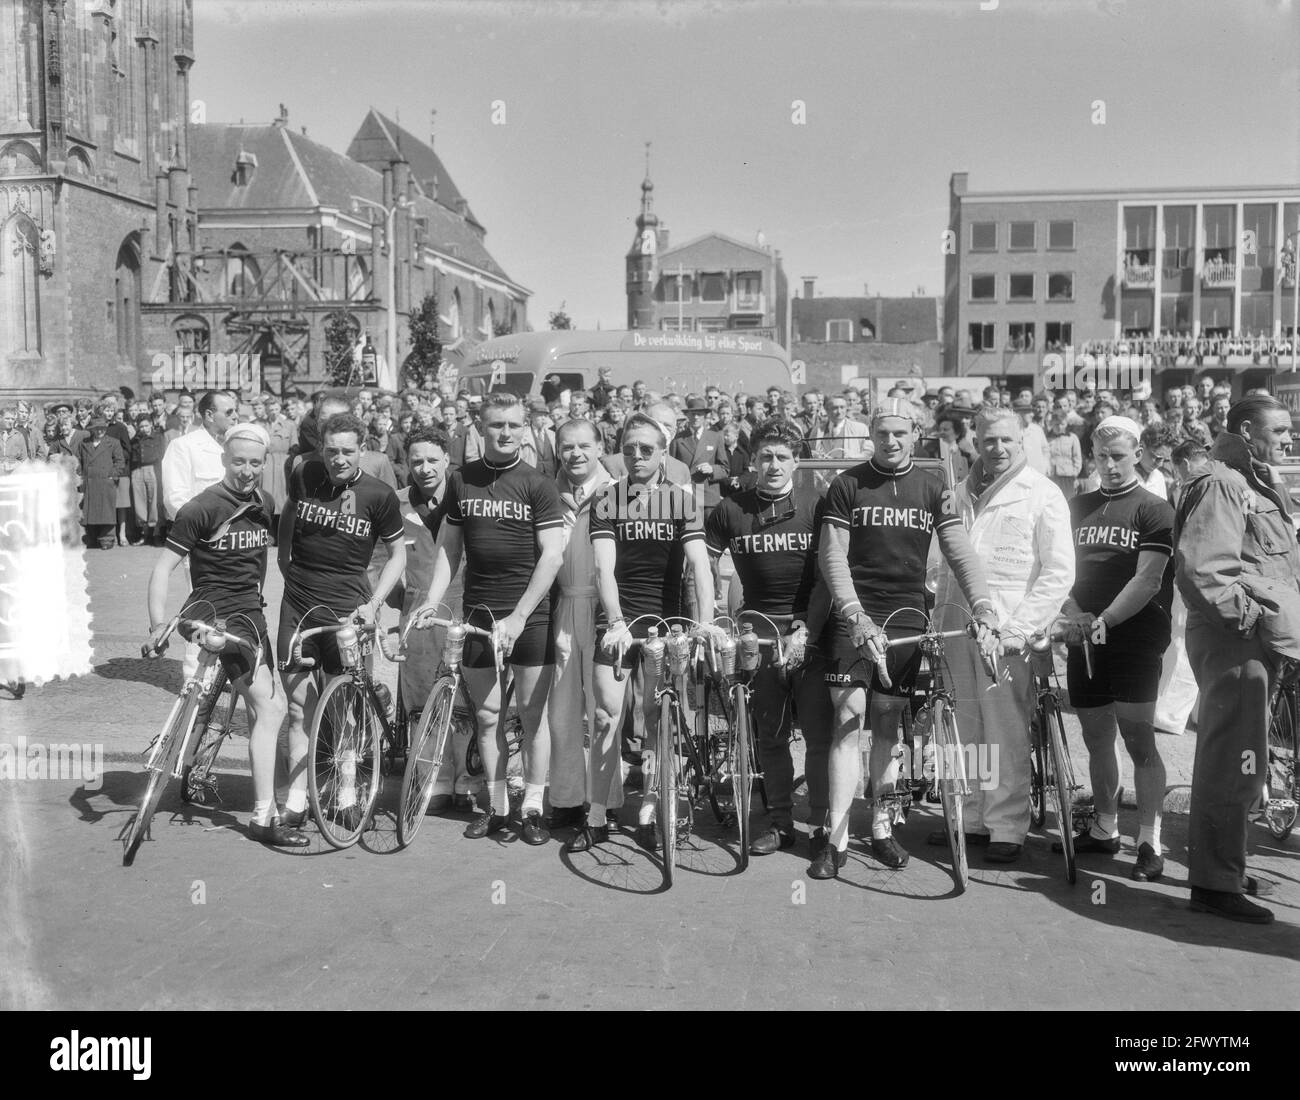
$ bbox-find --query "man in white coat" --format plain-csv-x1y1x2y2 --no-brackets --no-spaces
929,407,1075,863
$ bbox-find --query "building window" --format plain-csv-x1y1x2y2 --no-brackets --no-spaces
1124,206,1156,250
449,289,461,339
970,274,995,301
1162,206,1195,272
735,272,761,310
225,245,260,299
173,315,210,355
1160,295,1192,335
660,274,692,302
1048,221,1075,250
826,319,852,341
114,235,141,366
1243,204,1276,268
661,317,693,332
968,322,995,352
1008,273,1034,301
0,140,41,176
697,317,726,332
3,215,42,356
1241,294,1273,333
1009,221,1035,250
1008,322,1036,352
1048,272,1073,300
970,222,996,251
859,319,876,340
1045,322,1072,351
699,272,727,302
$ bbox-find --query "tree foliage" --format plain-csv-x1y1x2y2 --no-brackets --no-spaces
406,292,443,389
324,311,360,387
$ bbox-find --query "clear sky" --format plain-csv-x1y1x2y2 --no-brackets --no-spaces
192,0,1300,329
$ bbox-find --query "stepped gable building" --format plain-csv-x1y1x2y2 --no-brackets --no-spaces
0,0,198,400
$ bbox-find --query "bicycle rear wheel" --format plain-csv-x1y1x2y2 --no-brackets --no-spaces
1042,694,1077,883
123,689,200,866
658,693,678,887
1265,684,1298,841
1028,710,1047,829
933,698,968,893
731,686,754,869
308,677,383,850
397,676,458,848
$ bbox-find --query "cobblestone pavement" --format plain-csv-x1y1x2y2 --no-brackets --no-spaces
1,545,1296,1011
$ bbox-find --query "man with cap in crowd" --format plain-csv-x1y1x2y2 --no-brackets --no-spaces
13,401,47,462
520,399,558,478
77,415,127,549
670,395,728,525
589,366,617,411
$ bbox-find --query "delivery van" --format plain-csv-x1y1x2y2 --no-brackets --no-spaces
445,330,795,401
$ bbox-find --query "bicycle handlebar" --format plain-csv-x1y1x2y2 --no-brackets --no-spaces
143,616,258,662
278,617,376,672
413,614,503,673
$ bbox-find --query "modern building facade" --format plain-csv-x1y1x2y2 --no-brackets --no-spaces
944,172,1300,392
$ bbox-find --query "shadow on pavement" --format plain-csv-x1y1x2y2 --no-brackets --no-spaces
93,656,183,694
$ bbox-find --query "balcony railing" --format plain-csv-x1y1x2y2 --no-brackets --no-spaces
1202,261,1236,288
1123,264,1155,288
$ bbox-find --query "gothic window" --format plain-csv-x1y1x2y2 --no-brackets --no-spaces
3,216,42,356
172,314,210,354
0,141,41,177
449,289,461,340
115,234,141,365
225,245,260,299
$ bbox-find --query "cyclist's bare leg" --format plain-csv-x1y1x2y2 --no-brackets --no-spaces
462,665,506,813
1115,699,1165,841
591,663,629,827
233,663,287,824
827,684,868,852
635,662,662,826
511,661,553,817
1077,704,1123,835
280,668,320,813
867,694,909,838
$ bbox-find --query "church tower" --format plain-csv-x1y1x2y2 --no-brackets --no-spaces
625,142,658,330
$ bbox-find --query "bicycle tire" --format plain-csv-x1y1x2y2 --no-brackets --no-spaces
182,673,236,807
1042,694,1077,883
397,676,459,848
732,685,753,868
123,689,200,866
1265,683,1298,842
308,677,382,850
933,697,968,893
658,693,677,888
1028,708,1047,830
697,682,727,825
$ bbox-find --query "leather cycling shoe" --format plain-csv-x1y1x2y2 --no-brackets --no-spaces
564,824,609,852
1131,842,1164,882
280,807,308,829
548,805,585,830
634,824,659,852
606,809,621,830
809,828,828,858
870,835,910,869
521,810,550,845
984,841,1022,863
927,829,990,847
1054,829,1120,854
750,825,797,856
808,845,847,879
1189,887,1274,924
1243,875,1276,897
249,818,310,848
464,811,509,839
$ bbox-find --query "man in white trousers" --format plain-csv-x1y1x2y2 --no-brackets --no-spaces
547,418,618,834
929,407,1075,863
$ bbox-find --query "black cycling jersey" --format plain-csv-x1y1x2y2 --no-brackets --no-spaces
166,481,274,617
706,485,822,619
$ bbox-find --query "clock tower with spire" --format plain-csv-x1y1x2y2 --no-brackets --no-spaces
626,142,659,330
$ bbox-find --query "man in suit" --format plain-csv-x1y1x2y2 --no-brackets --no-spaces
821,393,873,460
520,398,558,478
670,395,728,523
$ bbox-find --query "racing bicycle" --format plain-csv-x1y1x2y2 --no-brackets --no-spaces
1264,660,1299,842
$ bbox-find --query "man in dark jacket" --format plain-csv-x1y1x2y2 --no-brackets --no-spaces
669,395,728,521
1175,395,1298,924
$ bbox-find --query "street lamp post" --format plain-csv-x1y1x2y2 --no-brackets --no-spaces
350,192,409,387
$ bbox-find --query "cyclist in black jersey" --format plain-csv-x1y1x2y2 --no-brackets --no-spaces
145,424,297,846
414,393,566,845
814,399,997,880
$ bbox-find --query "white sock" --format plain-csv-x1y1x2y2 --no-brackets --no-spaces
285,787,308,814
252,799,275,827
638,791,657,825
1093,812,1119,838
1138,822,1161,851
522,782,546,816
588,801,606,829
488,780,508,816
827,812,849,852
870,807,892,841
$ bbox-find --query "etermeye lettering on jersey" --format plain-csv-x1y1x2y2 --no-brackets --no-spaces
209,528,272,552
848,505,934,532
730,531,815,555
294,498,374,539
458,497,533,522
616,519,676,542
1075,525,1139,551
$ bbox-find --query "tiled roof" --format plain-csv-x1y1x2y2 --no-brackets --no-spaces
189,123,515,284
658,231,776,270
346,109,477,225
793,296,939,344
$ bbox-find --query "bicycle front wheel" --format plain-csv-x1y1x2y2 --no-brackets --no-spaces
308,677,383,850
397,676,458,848
123,689,200,866
1042,694,1077,883
933,698,968,893
1028,710,1047,830
731,685,754,869
1265,684,1298,842
182,670,236,807
658,693,678,888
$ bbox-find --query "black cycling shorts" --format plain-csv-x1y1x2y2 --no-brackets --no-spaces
1066,643,1163,707
277,597,346,677
821,619,923,699
463,605,554,669
185,611,272,683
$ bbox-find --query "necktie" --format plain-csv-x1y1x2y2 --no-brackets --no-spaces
573,483,584,505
